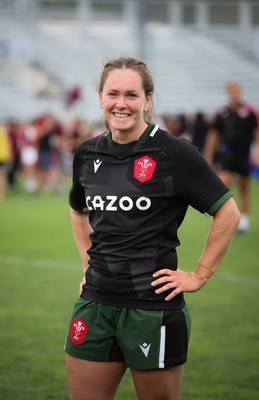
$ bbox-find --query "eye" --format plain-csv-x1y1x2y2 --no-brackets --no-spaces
127,93,137,99
107,92,118,98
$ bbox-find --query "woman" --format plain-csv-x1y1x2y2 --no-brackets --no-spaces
65,57,240,400
204,81,259,234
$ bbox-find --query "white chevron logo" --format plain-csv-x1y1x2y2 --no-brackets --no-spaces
94,159,102,173
139,342,151,358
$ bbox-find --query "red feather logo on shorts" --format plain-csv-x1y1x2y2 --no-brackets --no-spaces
134,156,157,182
70,318,88,345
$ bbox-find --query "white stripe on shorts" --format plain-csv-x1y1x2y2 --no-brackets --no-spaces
159,325,166,368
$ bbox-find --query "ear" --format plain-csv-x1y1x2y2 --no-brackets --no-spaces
98,92,103,108
144,92,152,112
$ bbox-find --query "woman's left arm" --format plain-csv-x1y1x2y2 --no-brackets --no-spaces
152,197,240,301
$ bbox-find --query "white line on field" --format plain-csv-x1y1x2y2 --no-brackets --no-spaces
0,255,80,270
1,255,259,285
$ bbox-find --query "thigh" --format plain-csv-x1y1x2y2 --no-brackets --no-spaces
65,298,124,362
118,304,191,370
66,354,126,400
131,364,184,400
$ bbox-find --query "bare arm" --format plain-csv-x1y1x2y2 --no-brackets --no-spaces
203,129,220,166
70,207,92,275
250,127,259,166
152,197,240,301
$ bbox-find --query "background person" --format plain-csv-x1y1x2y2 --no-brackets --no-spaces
204,81,259,233
191,112,210,153
0,123,11,202
64,57,240,400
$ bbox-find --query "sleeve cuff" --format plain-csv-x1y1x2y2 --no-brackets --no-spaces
205,191,233,216
69,198,87,213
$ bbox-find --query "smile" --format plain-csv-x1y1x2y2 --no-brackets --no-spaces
113,113,129,118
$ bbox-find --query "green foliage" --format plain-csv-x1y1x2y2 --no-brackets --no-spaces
0,181,259,399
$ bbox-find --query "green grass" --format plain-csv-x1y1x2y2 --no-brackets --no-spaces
1,180,259,399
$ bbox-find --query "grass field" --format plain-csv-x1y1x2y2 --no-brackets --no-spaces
1,180,259,399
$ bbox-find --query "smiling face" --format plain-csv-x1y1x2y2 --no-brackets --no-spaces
98,68,152,143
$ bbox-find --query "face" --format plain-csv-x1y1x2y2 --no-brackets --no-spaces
98,68,152,140
226,82,242,104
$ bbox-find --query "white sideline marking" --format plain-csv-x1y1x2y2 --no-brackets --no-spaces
1,256,259,285
0,255,79,270
215,272,259,285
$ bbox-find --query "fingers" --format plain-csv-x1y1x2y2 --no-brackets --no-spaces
79,276,86,295
151,269,180,301
151,269,178,288
151,268,205,301
152,268,174,279
154,282,181,301
164,287,182,301
152,280,176,294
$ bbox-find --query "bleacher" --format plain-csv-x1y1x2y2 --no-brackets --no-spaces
0,20,259,122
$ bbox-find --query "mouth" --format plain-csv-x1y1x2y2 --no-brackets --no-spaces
113,112,130,119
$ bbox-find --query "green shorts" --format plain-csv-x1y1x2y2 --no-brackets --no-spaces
64,297,191,370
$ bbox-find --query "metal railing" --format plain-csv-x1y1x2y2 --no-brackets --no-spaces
0,1,258,29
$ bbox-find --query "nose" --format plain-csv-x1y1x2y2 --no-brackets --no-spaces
115,95,126,109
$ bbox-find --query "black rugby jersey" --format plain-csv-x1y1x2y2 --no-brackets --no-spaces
212,104,258,155
69,124,231,310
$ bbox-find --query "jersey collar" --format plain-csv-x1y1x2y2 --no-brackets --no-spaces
105,123,159,149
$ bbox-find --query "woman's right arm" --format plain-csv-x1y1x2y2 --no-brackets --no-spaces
70,207,93,277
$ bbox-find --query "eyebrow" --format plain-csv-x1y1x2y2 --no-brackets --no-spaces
107,89,139,94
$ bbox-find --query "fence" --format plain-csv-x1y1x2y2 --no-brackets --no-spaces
0,1,259,29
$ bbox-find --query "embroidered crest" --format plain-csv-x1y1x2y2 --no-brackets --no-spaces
69,318,88,345
134,156,156,182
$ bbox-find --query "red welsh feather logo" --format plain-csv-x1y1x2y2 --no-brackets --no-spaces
69,318,88,345
134,156,157,182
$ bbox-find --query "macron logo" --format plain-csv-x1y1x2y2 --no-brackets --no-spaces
94,159,102,173
139,343,151,358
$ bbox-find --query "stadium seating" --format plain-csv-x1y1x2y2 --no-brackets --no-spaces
0,21,259,121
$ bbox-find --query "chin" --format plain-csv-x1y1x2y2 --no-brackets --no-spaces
111,122,132,131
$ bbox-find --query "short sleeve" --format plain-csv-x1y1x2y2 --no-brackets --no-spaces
69,146,87,212
173,139,231,214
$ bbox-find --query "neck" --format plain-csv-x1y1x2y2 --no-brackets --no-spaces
111,122,148,144
229,100,242,110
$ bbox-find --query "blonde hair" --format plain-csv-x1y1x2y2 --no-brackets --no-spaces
98,56,155,123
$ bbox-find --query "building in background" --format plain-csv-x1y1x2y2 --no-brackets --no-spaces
0,0,259,122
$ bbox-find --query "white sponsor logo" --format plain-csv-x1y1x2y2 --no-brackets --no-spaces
94,159,102,173
139,342,151,358
85,195,151,211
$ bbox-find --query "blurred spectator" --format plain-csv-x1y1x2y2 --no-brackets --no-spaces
176,113,191,140
6,119,24,189
204,81,259,233
161,114,176,136
36,113,63,193
0,113,101,198
191,112,209,152
65,85,82,108
0,124,11,202
20,119,39,193
162,113,191,139
59,118,93,189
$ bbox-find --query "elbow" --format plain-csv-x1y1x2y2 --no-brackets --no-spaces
226,199,241,232
214,197,240,231
226,198,241,230
232,206,241,230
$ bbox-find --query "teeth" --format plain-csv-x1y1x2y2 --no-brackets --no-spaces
114,113,128,118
